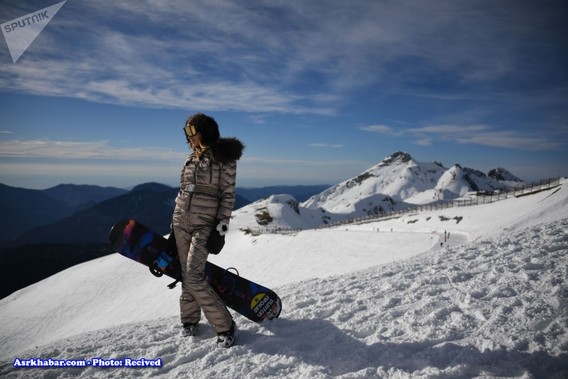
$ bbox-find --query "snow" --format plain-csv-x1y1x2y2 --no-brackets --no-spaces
0,180,567,378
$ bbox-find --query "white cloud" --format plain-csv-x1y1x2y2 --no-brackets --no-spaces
358,125,400,136
0,140,184,160
408,125,490,134
310,143,344,148
360,123,562,150
455,132,561,150
414,138,432,146
2,0,563,114
0,160,181,189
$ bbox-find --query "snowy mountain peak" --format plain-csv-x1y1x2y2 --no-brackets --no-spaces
435,165,474,200
301,151,447,214
378,151,413,167
336,152,416,190
488,167,523,182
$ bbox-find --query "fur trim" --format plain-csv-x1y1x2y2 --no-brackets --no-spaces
211,137,244,163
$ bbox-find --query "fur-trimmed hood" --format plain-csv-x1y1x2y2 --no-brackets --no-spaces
211,137,244,164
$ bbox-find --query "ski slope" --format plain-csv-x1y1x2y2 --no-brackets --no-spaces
0,181,566,378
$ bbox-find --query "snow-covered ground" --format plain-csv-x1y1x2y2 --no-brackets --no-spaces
0,181,566,378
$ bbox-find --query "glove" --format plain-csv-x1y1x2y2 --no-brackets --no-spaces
216,221,229,236
207,228,225,255
207,220,228,255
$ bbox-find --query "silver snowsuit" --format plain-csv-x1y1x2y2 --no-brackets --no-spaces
172,148,237,333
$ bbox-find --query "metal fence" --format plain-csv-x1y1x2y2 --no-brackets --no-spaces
244,177,562,236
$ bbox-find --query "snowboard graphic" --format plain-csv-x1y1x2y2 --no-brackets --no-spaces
108,219,282,323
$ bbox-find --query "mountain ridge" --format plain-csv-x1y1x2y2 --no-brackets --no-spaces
232,151,528,231
0,151,530,244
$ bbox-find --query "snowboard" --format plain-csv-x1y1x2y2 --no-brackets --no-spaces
108,219,282,323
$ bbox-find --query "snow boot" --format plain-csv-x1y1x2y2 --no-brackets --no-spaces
216,321,236,348
181,323,198,337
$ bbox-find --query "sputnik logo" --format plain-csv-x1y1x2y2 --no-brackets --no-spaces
1,1,67,63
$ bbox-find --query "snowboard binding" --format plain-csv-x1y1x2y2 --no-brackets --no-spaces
149,251,174,277
217,267,239,296
149,250,182,289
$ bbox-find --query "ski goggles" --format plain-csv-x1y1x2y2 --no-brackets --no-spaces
184,122,198,139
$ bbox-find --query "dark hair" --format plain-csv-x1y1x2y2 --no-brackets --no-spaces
186,113,220,146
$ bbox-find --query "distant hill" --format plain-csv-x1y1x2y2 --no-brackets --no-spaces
0,182,250,298
43,184,127,209
11,183,178,245
488,167,524,183
7,182,251,246
0,184,74,242
237,185,330,203
0,183,127,244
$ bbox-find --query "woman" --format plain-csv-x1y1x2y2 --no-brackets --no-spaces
171,113,244,348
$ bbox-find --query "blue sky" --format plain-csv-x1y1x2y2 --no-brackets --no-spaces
0,0,566,190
